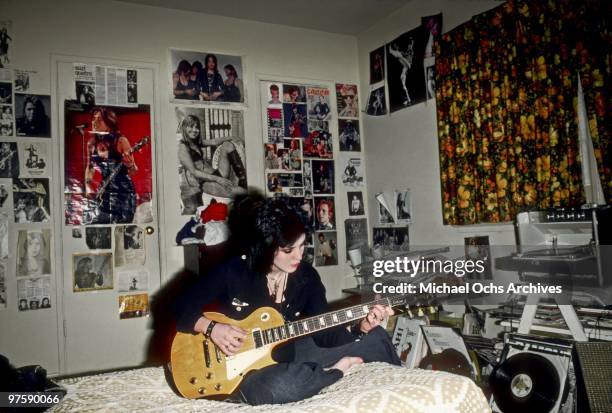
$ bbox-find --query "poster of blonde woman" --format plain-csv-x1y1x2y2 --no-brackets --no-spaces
16,229,51,277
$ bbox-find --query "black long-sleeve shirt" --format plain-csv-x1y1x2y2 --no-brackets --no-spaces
173,256,357,359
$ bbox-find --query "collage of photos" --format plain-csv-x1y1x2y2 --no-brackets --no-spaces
262,80,338,267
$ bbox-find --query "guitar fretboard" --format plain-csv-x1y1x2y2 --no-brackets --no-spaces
252,297,398,348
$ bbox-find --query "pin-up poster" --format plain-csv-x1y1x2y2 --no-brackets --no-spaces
335,84,359,119
306,87,331,121
64,101,153,225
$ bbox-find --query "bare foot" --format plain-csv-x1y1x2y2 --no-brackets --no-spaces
327,356,363,374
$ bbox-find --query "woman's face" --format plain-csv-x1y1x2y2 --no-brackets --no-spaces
273,233,305,273
25,102,35,122
206,57,216,71
185,122,200,140
28,236,41,257
92,111,109,132
224,68,231,77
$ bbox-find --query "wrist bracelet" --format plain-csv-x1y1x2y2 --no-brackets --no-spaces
204,320,216,338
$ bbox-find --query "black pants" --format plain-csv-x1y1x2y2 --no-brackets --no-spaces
238,326,400,405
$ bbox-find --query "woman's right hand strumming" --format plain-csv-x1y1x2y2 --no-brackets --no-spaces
195,317,248,356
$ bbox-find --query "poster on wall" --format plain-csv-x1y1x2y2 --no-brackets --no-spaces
0,21,13,69
386,26,428,112
114,225,146,267
117,268,148,292
303,124,332,159
1,105,14,136
267,108,283,143
266,172,303,196
312,160,334,194
85,226,112,250
306,87,331,121
170,49,245,104
64,101,153,225
73,252,113,291
366,85,387,116
175,106,247,215
15,94,51,138
16,229,51,277
0,178,12,213
266,82,282,105
345,218,368,260
18,141,48,177
0,81,11,105
0,141,19,177
347,191,365,216
0,212,7,260
74,64,137,107
335,83,359,119
283,103,307,138
338,119,360,151
340,155,364,187
425,63,436,100
394,189,412,223
14,69,35,92
421,13,442,59
464,235,492,279
13,178,50,223
314,231,337,266
0,259,6,309
118,293,149,319
17,276,51,311
264,139,302,171
314,196,336,230
370,46,385,84
373,226,409,254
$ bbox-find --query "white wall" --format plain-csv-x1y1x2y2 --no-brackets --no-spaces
357,0,518,248
2,0,363,301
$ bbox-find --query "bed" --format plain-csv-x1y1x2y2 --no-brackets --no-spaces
49,362,491,413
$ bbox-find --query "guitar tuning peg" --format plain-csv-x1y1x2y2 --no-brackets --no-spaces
417,308,424,317
407,309,413,318
429,306,436,314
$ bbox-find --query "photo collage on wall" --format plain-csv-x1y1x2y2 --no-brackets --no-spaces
262,80,338,266
0,27,57,310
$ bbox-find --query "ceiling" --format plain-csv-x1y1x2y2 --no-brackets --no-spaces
115,0,413,35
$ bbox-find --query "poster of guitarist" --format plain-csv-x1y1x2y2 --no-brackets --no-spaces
64,102,153,225
0,141,18,178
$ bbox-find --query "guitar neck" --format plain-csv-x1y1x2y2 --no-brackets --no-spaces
253,296,405,347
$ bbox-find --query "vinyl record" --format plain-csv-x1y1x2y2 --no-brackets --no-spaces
490,353,560,413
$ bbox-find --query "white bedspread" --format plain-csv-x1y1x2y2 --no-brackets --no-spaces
50,362,491,413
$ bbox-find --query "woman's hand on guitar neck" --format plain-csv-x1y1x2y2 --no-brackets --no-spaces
358,304,394,334
195,317,248,356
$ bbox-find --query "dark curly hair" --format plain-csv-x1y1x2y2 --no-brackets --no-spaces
229,194,309,275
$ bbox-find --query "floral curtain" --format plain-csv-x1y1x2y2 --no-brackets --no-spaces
435,0,610,225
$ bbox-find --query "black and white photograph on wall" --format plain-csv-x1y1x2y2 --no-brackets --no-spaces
282,84,306,103
307,119,329,134
338,119,361,151
315,196,336,230
386,25,428,112
175,106,247,215
280,196,314,227
303,247,315,265
378,200,395,225
366,85,387,116
464,235,492,279
266,173,303,195
72,228,82,239
114,225,146,267
16,229,51,277
13,178,50,223
315,231,337,267
303,126,332,159
0,21,12,68
119,293,150,319
0,212,7,260
170,49,245,104
264,143,282,170
347,191,365,216
0,82,11,104
267,108,283,143
117,268,148,293
345,218,368,260
303,160,313,197
0,141,19,177
18,141,48,176
335,83,359,119
283,103,307,138
1,105,13,136
17,276,51,311
127,70,138,104
85,226,112,250
0,260,6,309
394,189,412,223
73,252,113,291
340,155,364,187
266,82,282,105
0,179,12,213
312,160,334,194
15,94,51,137
421,13,442,59
370,46,385,84
75,81,96,106
14,70,30,92
306,87,331,121
373,226,409,253
425,64,436,100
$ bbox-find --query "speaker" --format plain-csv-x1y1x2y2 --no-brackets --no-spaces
572,342,612,413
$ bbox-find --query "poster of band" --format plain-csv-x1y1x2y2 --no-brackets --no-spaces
175,106,247,215
18,276,51,311
18,141,48,176
170,49,245,105
261,80,337,265
63,101,153,225
13,178,50,223
386,25,428,112
74,64,138,107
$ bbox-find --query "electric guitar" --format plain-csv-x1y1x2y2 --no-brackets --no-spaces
170,294,436,399
93,136,149,204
